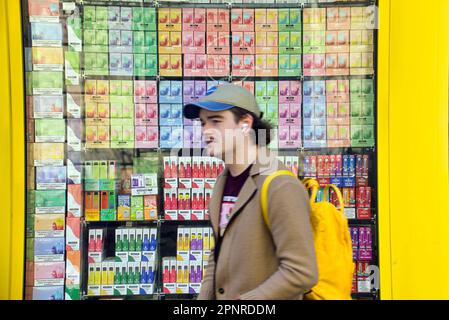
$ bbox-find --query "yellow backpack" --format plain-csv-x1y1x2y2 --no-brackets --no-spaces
261,171,355,300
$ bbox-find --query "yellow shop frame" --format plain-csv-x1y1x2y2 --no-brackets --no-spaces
0,0,25,300
1,0,449,300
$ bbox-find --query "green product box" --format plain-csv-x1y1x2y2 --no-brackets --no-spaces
35,119,66,143
143,8,157,31
85,179,100,191
88,53,109,76
266,103,279,125
101,191,116,221
133,154,160,174
132,7,144,30
95,7,109,30
83,6,96,29
99,180,115,191
351,125,375,147
131,196,144,221
111,119,134,149
144,32,157,53
65,285,80,300
122,81,133,97
134,54,157,77
133,31,145,53
65,52,80,86
279,32,301,55
35,190,66,213
84,29,96,48
109,80,122,96
278,54,301,77
279,8,301,32
31,71,63,95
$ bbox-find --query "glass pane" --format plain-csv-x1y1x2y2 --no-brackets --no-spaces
23,0,379,301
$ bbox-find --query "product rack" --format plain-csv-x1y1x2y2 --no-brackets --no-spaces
23,0,380,300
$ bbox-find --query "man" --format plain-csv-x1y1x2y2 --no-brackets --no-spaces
183,84,318,300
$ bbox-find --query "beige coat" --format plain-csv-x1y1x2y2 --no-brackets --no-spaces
198,152,318,300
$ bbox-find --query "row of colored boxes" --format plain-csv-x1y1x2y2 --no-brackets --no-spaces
163,227,214,294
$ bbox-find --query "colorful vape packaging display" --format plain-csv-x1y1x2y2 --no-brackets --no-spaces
303,80,327,148
326,80,350,147
350,79,375,147
278,81,301,125
34,261,65,287
163,226,214,294
66,217,81,252
163,156,222,220
350,7,375,75
255,81,279,128
34,237,65,262
34,190,66,214
134,80,158,148
158,8,182,77
183,8,206,59
30,95,64,119
278,156,300,177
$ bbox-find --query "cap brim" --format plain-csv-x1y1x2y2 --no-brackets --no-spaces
183,101,235,119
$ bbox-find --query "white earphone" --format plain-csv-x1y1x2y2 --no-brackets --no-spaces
241,124,249,132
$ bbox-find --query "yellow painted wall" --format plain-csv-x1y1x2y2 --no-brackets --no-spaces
378,0,449,299
0,0,25,300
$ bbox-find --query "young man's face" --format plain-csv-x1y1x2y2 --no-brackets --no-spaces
199,109,250,160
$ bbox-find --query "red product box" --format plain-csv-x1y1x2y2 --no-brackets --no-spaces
357,208,371,220
207,9,230,32
317,156,325,177
303,54,325,76
206,32,230,55
336,155,342,176
134,81,158,104
206,55,230,77
183,8,206,32
324,155,331,177
310,156,317,177
231,9,254,32
232,32,255,55
232,55,255,77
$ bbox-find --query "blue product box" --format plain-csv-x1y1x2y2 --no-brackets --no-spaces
33,286,64,300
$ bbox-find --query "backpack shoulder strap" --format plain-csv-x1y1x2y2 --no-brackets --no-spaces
261,170,296,229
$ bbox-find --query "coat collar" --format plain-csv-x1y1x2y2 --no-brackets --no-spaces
209,149,279,238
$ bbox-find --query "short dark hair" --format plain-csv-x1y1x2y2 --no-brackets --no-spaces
229,107,273,146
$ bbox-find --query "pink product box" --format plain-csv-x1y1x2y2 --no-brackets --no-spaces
231,9,254,32
303,54,326,76
183,81,207,106
326,53,349,76
184,54,208,77
279,104,301,126
207,9,230,32
278,126,301,149
183,31,206,54
279,81,302,104
183,8,206,32
135,104,158,126
232,32,255,55
206,32,230,55
326,30,350,53
232,55,255,77
135,126,159,148
206,55,230,77
134,81,158,104
34,261,65,286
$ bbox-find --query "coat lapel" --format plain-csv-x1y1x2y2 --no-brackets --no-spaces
208,168,228,239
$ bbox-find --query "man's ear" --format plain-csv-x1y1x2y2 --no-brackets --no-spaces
239,113,254,130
